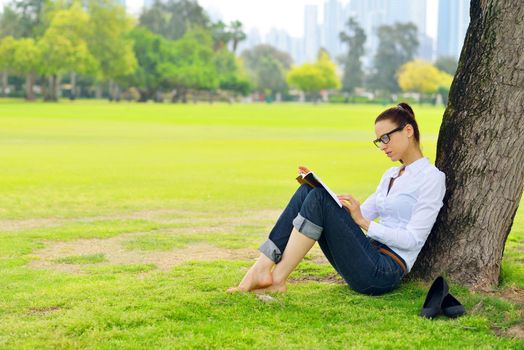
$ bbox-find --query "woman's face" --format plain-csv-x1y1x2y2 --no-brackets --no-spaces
374,119,412,162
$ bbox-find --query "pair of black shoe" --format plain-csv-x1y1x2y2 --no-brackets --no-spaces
419,276,465,318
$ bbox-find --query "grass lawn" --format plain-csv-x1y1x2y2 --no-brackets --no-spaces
0,100,522,349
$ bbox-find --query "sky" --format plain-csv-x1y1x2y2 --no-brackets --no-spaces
1,0,439,39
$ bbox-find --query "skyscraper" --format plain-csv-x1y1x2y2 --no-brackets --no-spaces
347,0,388,68
437,0,470,59
322,0,344,59
265,28,292,54
304,5,320,62
237,28,262,55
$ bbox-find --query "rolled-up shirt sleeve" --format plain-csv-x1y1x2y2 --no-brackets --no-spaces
366,172,446,250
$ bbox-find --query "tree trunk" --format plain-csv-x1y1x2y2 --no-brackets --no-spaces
55,75,60,100
108,80,114,101
44,75,59,101
138,89,149,102
408,0,524,289
95,84,102,99
25,73,35,101
70,72,76,100
1,71,7,97
114,84,121,102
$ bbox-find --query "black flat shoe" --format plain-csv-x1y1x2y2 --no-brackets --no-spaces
419,276,449,318
442,293,466,318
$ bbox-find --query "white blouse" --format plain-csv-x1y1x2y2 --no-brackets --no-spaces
360,157,446,272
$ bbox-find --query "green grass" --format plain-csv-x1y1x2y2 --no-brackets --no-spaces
0,100,522,349
54,253,107,264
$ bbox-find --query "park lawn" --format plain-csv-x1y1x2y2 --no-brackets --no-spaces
0,101,522,349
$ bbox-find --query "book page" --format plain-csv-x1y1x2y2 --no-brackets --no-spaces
307,171,343,208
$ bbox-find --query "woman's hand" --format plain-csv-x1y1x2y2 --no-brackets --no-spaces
337,194,370,231
298,165,311,175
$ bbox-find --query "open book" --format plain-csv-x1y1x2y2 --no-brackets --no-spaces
296,171,343,207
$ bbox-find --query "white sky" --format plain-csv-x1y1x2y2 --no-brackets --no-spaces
1,0,438,39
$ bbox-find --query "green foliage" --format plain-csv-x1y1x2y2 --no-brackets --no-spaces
339,17,366,93
210,20,246,54
287,50,340,98
397,59,453,94
0,0,51,38
229,20,246,54
241,44,292,95
138,0,210,41
0,0,248,100
12,37,40,74
211,20,231,51
86,0,137,82
370,22,419,94
125,26,169,101
166,28,218,92
38,2,98,77
0,35,17,72
435,56,459,75
213,48,251,95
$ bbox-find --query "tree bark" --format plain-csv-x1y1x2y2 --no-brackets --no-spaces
25,73,35,101
1,71,7,97
70,72,76,100
408,0,524,289
95,84,102,99
108,79,114,101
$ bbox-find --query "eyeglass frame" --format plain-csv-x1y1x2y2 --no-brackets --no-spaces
372,123,407,148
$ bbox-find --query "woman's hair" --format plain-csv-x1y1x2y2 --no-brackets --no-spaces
375,102,420,144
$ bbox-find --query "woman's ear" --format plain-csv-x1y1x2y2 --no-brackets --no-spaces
405,124,414,138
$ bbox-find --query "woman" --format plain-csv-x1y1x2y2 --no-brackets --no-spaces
227,103,446,296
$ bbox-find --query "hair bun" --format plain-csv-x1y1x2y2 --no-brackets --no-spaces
397,102,415,119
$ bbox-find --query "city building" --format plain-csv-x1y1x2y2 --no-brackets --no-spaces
437,0,470,59
322,0,344,59
304,4,320,62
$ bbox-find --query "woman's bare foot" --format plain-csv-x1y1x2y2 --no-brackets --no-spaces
227,262,274,293
252,281,287,294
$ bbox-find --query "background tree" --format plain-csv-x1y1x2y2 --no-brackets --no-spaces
125,26,170,102
213,48,251,97
229,20,246,54
241,44,292,98
287,49,340,101
211,20,231,51
0,36,17,96
38,2,98,101
408,0,524,289
0,4,26,38
13,37,41,100
165,28,218,102
339,17,366,94
87,0,137,101
369,22,418,94
138,0,210,41
0,0,51,38
434,55,459,76
397,60,452,96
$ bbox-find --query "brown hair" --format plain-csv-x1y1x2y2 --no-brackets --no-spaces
375,102,420,144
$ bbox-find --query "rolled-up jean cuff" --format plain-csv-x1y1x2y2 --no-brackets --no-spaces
258,239,283,263
292,213,323,240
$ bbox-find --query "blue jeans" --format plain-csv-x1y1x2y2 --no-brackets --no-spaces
258,184,405,296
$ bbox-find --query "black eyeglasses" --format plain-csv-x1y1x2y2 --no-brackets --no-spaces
372,124,406,148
